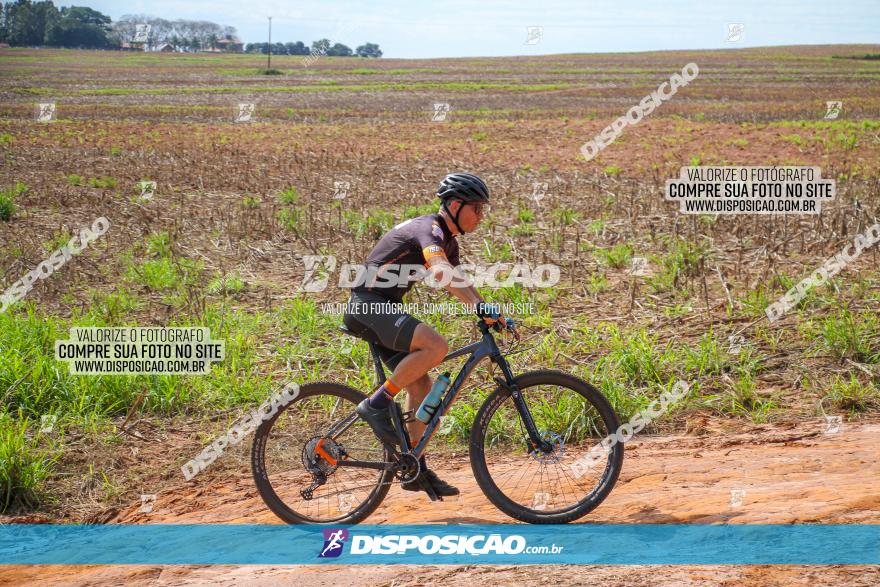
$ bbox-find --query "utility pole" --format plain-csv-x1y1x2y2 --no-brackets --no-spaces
267,17,272,69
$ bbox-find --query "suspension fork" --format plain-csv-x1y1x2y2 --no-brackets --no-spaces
491,354,554,453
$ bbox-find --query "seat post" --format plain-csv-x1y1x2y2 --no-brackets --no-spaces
368,342,386,388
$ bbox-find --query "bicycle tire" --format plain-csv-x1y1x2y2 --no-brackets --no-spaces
251,381,393,524
469,369,624,524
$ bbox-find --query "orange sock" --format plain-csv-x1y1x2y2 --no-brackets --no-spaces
367,378,401,409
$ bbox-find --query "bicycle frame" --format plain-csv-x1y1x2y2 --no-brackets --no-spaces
325,321,554,478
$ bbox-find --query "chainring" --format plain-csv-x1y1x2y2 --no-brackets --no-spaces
392,453,421,483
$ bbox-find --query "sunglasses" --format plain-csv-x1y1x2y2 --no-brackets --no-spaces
469,203,490,215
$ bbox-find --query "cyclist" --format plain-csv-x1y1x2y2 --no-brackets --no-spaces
343,172,516,497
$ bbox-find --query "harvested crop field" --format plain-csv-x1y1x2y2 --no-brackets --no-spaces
1,44,879,585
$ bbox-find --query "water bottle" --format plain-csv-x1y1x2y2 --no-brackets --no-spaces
416,372,451,423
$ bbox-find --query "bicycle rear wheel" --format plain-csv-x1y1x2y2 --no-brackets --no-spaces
470,370,624,523
251,382,393,524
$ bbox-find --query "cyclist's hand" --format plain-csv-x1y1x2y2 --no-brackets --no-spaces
476,301,502,327
477,303,520,340
501,317,521,340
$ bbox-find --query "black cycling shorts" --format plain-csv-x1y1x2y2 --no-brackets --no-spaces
342,290,422,370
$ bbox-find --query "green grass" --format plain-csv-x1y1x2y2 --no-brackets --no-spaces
517,207,535,224
0,182,26,221
344,209,395,239
87,176,117,189
594,243,633,269
207,270,247,296
553,207,580,226
603,165,622,176
482,239,513,263
14,81,583,97
127,258,180,290
242,196,261,209
823,376,880,414
402,203,437,219
647,237,708,295
0,413,58,513
510,224,536,237
146,232,172,257
278,186,299,205
278,207,304,232
804,308,880,363
0,295,324,421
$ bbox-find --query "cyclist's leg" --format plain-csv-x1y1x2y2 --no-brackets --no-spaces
374,348,432,445
379,323,447,443
401,373,431,445
377,330,458,495
390,323,448,388
345,293,443,444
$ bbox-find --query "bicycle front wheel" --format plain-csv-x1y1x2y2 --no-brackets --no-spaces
470,370,624,523
251,381,393,524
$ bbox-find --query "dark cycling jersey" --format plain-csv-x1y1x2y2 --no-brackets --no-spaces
351,213,460,303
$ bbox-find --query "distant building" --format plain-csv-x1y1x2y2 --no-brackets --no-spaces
154,43,176,52
208,38,244,53
120,41,145,51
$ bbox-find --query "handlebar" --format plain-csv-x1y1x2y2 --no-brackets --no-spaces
478,316,519,339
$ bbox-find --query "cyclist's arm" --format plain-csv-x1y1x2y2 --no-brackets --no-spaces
423,248,482,309
427,254,514,336
423,249,509,331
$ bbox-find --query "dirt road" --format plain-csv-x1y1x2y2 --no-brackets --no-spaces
2,421,878,586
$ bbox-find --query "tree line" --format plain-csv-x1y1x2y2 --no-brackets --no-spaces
245,40,381,58
0,1,383,56
0,1,114,47
113,15,238,51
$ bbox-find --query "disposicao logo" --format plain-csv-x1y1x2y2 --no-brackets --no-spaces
319,528,349,558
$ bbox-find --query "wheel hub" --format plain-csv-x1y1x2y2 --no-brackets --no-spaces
302,435,341,475
529,431,564,464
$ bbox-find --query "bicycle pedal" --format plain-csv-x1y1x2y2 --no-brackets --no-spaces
422,481,442,502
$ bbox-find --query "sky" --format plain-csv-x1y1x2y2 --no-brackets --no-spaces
64,0,879,58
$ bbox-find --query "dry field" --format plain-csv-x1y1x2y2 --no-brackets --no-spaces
1,44,879,585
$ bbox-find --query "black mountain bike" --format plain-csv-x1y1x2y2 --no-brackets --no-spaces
252,318,623,524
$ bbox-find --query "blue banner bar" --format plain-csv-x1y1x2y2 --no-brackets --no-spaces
1,524,877,565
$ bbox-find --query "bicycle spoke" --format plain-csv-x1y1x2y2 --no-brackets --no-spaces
255,389,392,523
480,380,615,515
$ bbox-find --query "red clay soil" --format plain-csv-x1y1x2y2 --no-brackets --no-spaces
1,421,878,586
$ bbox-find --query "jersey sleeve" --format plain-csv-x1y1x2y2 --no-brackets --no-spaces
416,220,456,265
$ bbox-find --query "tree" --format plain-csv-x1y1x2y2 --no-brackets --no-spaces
355,42,382,58
45,4,111,48
285,41,308,55
60,5,109,27
45,17,110,47
113,14,237,52
310,38,330,55
326,42,352,57
2,0,60,46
